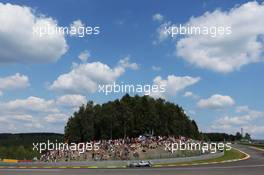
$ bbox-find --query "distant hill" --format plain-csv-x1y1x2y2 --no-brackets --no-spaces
0,133,64,160
65,94,201,142
202,132,236,141
0,133,64,147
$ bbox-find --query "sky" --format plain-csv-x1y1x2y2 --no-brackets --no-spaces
0,0,264,139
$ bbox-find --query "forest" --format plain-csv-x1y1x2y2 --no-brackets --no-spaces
64,94,201,142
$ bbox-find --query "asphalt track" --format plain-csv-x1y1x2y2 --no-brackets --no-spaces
0,144,263,175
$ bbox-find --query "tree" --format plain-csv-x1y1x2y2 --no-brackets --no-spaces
236,132,242,140
201,133,236,142
64,94,201,142
244,133,251,141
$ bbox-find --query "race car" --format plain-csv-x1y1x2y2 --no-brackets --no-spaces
127,160,153,168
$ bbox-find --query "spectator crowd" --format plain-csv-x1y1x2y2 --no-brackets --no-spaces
39,135,201,162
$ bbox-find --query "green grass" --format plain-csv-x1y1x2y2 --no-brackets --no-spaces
0,148,247,168
240,143,264,149
192,148,245,163
155,148,247,166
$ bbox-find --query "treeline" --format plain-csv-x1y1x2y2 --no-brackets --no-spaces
201,132,251,142
0,133,63,159
65,94,201,142
0,133,63,147
0,146,40,160
202,133,237,142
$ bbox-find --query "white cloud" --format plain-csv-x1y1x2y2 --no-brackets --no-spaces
153,13,164,22
78,50,90,63
70,19,84,28
183,91,199,99
45,113,68,123
236,105,251,113
210,106,264,138
0,93,86,133
13,114,33,121
155,21,173,43
211,122,264,139
216,114,261,126
150,75,200,98
0,73,30,94
0,3,68,63
236,105,264,118
0,122,17,133
197,94,235,109
1,96,58,113
0,113,44,132
118,56,139,70
152,66,162,71
184,91,193,97
0,94,88,132
177,2,264,73
0,117,7,123
50,57,139,93
187,110,196,116
243,125,264,136
24,121,44,129
156,2,264,73
0,94,87,115
70,19,85,37
56,94,87,108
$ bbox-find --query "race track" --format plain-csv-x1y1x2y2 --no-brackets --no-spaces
0,144,263,175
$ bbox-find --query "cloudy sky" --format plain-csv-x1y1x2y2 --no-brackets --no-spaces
0,0,264,139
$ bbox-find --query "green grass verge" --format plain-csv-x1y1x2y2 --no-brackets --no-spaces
0,148,247,168
240,143,264,149
155,148,246,166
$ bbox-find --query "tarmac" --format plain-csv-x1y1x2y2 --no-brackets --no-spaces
0,144,263,175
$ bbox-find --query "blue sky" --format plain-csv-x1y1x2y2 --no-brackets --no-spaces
0,0,264,139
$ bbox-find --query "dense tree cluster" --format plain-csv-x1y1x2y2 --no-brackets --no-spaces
64,94,201,142
201,132,251,142
0,133,63,147
0,133,63,159
201,133,237,142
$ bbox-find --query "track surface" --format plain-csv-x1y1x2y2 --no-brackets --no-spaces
0,144,263,175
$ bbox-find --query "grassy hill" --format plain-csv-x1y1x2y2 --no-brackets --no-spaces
0,133,63,160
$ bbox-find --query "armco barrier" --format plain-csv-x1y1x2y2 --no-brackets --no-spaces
3,159,18,163
14,151,224,167
18,160,32,163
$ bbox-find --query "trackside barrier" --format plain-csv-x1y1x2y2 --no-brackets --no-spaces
3,159,18,163
18,160,32,163
10,152,224,167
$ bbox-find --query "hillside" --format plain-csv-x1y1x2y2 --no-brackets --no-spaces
0,133,63,159
65,94,201,142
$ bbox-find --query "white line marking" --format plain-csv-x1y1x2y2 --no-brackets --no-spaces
174,164,264,170
0,169,62,172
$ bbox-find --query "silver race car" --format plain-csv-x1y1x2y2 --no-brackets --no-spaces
127,160,153,168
